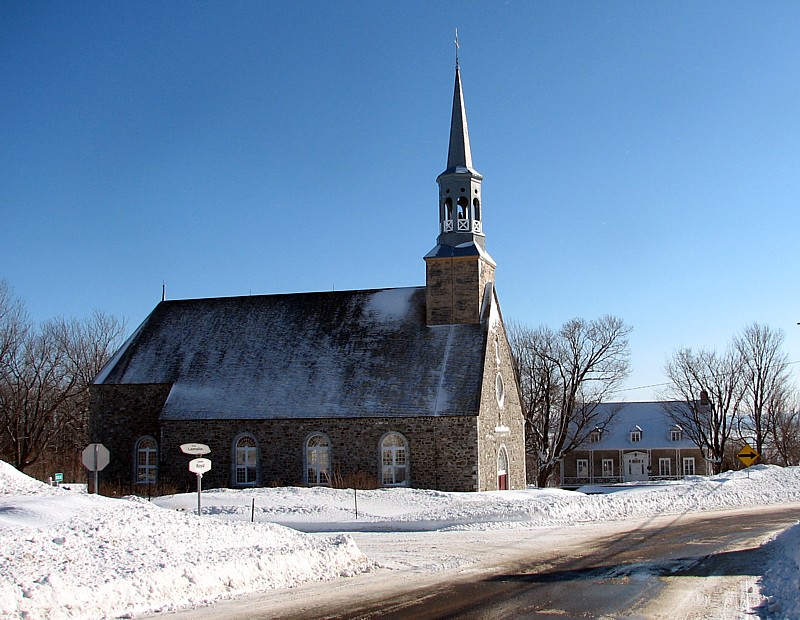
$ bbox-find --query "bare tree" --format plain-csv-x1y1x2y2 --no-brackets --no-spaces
0,280,29,373
767,389,800,466
46,312,126,476
0,320,77,471
509,315,632,487
734,323,791,457
0,281,125,474
661,347,743,474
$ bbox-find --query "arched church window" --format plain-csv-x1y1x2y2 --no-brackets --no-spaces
473,197,481,220
135,436,157,484
233,433,258,486
443,197,453,221
380,432,409,487
306,433,331,486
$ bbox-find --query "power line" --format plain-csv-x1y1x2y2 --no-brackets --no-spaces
612,360,800,396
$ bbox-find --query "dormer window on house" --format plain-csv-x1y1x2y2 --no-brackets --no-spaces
630,428,642,443
671,427,682,442
589,429,602,443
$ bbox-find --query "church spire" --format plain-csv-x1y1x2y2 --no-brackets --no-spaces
435,53,485,250
444,63,477,176
424,48,496,326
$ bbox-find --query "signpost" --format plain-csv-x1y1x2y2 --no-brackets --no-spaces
180,443,211,456
189,457,212,516
737,443,760,468
82,443,110,494
54,473,63,484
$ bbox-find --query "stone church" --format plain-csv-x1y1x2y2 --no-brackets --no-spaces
89,62,527,493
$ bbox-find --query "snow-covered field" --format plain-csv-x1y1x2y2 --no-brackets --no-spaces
1,461,799,619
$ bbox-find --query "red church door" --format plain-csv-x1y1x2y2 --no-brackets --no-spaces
497,447,509,490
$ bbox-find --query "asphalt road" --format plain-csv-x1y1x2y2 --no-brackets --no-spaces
164,504,800,619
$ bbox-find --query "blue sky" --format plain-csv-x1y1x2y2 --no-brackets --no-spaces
2,1,800,399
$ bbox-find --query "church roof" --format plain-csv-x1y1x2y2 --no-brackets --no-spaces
94,287,490,421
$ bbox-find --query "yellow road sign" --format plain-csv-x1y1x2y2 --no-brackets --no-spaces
737,443,760,467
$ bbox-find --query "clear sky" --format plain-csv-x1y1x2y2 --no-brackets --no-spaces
2,1,800,400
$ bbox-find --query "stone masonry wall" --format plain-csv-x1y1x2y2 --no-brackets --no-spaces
425,256,496,325
160,416,479,492
90,382,489,492
476,311,527,490
88,383,171,485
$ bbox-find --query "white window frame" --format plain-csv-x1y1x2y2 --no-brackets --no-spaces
234,434,258,486
659,458,671,477
305,433,331,486
601,459,614,477
630,430,642,443
576,459,589,478
670,429,682,442
380,432,409,487
589,430,601,444
135,436,158,484
682,457,696,477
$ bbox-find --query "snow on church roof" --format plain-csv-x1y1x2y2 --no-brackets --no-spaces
95,287,489,421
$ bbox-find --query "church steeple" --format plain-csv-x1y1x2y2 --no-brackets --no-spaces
424,54,496,326
443,64,478,177
435,61,486,250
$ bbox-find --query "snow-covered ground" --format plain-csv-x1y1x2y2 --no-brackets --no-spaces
1,461,799,619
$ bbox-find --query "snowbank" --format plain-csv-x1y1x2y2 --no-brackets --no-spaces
0,462,372,619
1,461,799,619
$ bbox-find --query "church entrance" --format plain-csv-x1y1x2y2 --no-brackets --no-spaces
497,447,509,490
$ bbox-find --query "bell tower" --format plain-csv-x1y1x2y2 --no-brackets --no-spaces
425,56,496,326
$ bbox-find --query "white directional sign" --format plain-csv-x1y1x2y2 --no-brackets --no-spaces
189,457,212,516
189,457,212,475
180,443,211,455
82,443,110,472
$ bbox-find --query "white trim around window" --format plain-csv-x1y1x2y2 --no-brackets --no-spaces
233,433,259,486
380,432,409,487
305,432,331,486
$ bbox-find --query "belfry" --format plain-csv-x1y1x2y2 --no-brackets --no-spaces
425,60,496,325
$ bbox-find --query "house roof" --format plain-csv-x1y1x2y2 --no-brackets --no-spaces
581,401,699,450
94,287,490,421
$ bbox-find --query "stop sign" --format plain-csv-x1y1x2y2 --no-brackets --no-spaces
82,443,110,472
